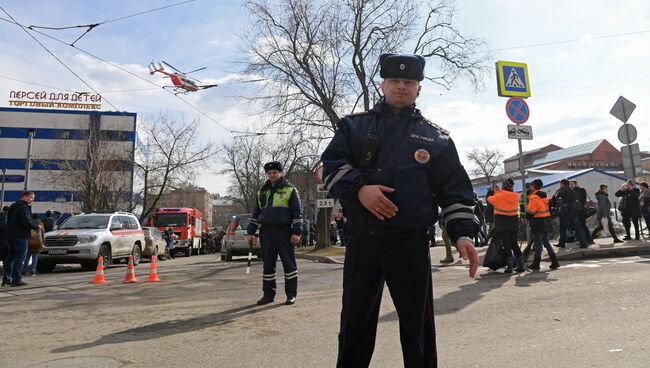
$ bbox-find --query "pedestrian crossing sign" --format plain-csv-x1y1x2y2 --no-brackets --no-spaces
496,60,531,98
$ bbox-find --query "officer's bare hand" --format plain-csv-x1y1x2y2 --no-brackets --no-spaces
246,235,257,246
358,185,399,220
456,238,479,278
290,234,301,245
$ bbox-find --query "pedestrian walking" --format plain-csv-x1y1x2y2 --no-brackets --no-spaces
639,181,650,237
321,53,479,368
616,179,641,240
335,212,347,247
163,227,176,259
553,179,589,248
43,210,55,233
591,184,623,243
2,191,39,287
570,180,594,244
526,179,559,270
23,213,44,276
247,161,302,306
487,178,525,273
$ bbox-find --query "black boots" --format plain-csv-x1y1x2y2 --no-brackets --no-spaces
515,256,525,272
257,295,275,305
549,253,560,270
504,257,513,274
528,255,541,270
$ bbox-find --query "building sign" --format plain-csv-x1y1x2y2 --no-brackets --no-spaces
8,90,102,110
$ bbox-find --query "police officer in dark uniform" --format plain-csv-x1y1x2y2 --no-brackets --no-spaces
321,53,480,368
247,161,303,305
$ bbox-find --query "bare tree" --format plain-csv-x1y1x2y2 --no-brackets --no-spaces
242,0,490,133
135,116,218,222
466,146,504,183
220,131,322,213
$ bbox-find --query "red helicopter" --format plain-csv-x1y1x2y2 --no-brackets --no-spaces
148,61,218,94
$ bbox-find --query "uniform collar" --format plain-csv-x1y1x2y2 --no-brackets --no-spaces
262,177,289,190
371,99,421,119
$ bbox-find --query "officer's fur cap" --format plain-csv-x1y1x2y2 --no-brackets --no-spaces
379,53,426,81
264,161,283,172
532,179,543,189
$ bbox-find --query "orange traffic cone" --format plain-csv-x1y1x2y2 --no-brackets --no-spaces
90,256,108,284
123,255,138,283
145,256,161,283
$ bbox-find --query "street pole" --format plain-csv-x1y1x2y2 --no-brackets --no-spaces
24,129,35,190
0,168,6,209
518,138,526,205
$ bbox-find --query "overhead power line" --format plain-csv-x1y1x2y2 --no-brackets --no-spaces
28,0,196,46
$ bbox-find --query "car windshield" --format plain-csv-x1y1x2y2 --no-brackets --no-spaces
154,213,187,227
58,215,109,229
227,214,250,231
143,228,151,236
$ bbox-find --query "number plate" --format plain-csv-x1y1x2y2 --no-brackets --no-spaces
49,249,67,255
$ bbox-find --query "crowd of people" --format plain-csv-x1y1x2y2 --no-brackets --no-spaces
465,177,650,273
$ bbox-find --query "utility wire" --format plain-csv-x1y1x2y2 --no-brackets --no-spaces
0,6,123,113
28,0,195,46
476,29,650,54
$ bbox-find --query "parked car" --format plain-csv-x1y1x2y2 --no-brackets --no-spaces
221,213,261,261
38,212,146,272
142,226,169,261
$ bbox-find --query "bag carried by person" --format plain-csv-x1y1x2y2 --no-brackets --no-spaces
618,199,626,213
483,237,506,271
28,227,44,253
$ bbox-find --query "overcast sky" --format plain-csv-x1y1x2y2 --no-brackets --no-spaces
1,0,649,195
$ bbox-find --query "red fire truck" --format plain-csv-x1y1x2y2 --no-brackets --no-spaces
152,207,203,257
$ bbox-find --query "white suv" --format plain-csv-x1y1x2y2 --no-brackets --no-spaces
38,212,146,273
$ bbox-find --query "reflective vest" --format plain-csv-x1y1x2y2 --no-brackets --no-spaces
258,186,295,209
487,189,519,217
527,189,551,218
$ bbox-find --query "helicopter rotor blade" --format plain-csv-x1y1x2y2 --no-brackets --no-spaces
161,60,182,73
199,84,219,90
185,67,207,75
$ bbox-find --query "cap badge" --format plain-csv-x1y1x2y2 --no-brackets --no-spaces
399,63,405,70
414,149,430,164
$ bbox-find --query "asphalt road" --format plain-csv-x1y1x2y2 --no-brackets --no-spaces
2,251,650,367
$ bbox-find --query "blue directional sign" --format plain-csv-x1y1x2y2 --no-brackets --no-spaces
496,61,531,98
0,175,25,183
505,97,529,125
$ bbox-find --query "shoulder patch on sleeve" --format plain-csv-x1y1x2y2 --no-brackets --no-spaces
344,111,370,117
422,117,450,136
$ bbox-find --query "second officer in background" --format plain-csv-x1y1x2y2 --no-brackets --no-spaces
247,161,302,305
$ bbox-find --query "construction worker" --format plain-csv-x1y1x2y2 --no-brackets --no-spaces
487,178,524,273
527,179,559,270
247,161,303,306
321,53,479,367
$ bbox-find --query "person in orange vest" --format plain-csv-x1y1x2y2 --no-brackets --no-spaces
527,179,559,270
487,178,524,273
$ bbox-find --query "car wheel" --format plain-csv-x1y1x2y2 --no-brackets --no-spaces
98,244,112,267
132,244,142,266
36,262,56,273
184,245,192,257
220,253,226,261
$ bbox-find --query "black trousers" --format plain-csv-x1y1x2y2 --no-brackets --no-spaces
260,226,297,298
337,230,436,368
592,216,619,240
622,215,640,238
497,230,521,258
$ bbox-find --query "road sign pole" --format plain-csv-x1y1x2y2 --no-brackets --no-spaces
518,138,527,209
24,129,35,191
1,168,6,209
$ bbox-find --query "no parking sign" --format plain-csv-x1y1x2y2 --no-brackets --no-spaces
505,97,529,125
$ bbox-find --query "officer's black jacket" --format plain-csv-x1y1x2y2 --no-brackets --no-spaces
321,100,479,242
247,177,303,235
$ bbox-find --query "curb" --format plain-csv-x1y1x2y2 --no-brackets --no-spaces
295,254,344,264
548,245,650,262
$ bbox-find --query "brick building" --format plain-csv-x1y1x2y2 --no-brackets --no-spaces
504,139,623,174
212,194,246,228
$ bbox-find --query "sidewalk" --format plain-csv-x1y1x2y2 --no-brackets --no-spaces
296,237,650,266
